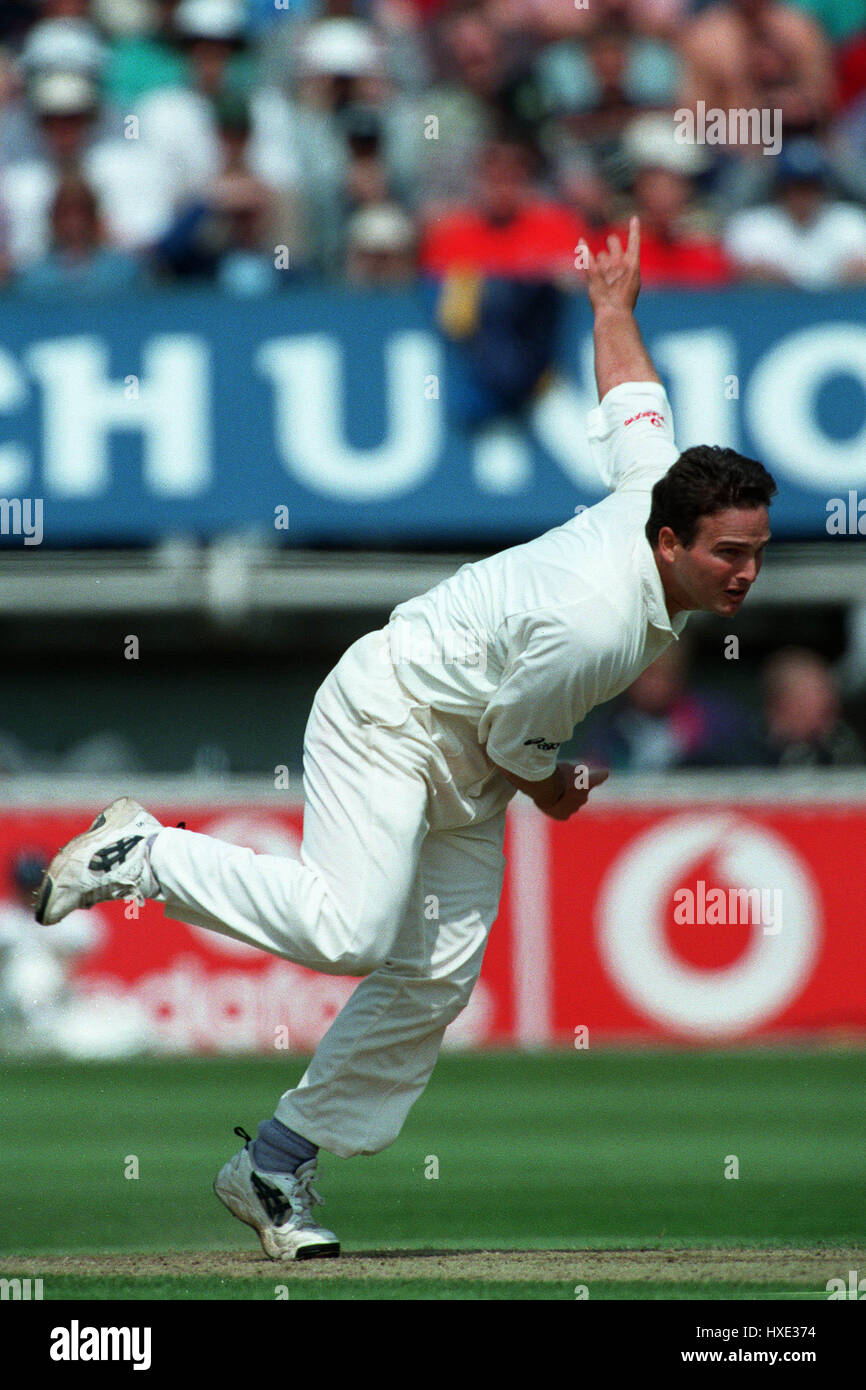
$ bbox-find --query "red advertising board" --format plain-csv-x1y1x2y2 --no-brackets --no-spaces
546,803,866,1043
1,793,864,1051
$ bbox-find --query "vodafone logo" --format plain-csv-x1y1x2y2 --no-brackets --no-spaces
597,814,821,1037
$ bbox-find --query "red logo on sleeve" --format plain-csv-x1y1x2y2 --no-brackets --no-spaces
624,410,665,428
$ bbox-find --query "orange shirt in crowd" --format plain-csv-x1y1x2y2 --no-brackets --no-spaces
420,202,590,278
607,224,735,287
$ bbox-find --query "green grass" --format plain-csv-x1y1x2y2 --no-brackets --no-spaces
1,1048,864,1297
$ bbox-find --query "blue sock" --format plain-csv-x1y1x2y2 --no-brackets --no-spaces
252,1117,318,1174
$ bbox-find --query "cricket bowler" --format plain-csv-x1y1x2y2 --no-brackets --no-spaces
35,219,776,1260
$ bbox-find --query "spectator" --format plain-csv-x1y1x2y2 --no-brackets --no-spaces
612,114,733,287
538,14,681,189
18,14,107,82
132,0,256,202
553,162,618,240
15,170,143,298
0,70,174,271
399,4,544,217
420,138,587,277
723,138,866,286
212,91,302,291
345,202,417,285
585,643,760,771
680,0,835,143
213,177,284,295
519,0,695,43
4,12,109,166
132,0,301,219
420,141,577,431
254,0,431,98
436,272,563,430
100,0,189,108
759,648,864,766
341,102,394,219
251,16,416,274
533,6,677,226
153,92,297,290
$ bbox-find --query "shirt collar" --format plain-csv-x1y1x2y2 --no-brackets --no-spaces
635,533,689,637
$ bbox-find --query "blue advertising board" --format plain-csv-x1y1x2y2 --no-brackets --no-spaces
0,285,863,546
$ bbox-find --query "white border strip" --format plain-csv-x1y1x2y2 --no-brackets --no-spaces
585,770,866,805
1,770,865,809
508,801,552,1046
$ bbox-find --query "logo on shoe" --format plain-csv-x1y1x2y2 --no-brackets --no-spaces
251,1172,290,1225
88,836,144,874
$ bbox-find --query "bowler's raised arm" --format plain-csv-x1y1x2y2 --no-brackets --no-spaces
579,217,661,401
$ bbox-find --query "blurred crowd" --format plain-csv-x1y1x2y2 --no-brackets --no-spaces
583,642,866,771
1,0,866,296
1,638,864,775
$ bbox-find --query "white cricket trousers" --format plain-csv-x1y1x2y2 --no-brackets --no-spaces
150,629,509,1157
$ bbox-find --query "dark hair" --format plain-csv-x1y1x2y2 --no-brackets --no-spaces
646,445,777,549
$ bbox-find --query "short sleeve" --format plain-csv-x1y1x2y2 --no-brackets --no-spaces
586,380,680,494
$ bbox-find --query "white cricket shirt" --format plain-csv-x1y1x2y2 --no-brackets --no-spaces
388,380,689,782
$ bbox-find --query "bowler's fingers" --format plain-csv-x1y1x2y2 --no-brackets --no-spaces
580,219,641,285
626,215,641,267
587,768,610,789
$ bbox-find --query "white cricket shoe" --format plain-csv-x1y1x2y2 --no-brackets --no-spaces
35,797,163,927
214,1131,340,1262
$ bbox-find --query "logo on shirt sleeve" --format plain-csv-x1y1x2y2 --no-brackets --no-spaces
524,737,561,752
624,410,665,428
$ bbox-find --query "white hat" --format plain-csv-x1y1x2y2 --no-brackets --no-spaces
174,0,247,41
30,71,99,116
348,204,415,253
302,19,380,78
20,18,107,76
623,113,709,178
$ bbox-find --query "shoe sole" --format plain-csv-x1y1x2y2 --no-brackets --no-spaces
34,797,139,926
213,1176,340,1262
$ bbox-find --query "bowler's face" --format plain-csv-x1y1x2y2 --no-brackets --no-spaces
667,507,771,617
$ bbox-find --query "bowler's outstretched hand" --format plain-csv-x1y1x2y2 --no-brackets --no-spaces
580,216,642,316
